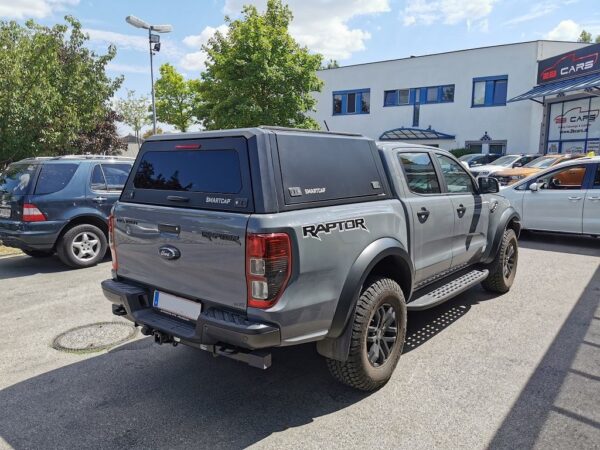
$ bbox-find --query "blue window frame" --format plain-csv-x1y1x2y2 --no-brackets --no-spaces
472,75,508,107
332,88,370,115
384,85,454,107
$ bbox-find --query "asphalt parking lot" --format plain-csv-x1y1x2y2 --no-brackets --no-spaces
0,233,599,450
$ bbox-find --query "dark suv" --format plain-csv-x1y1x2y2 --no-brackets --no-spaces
0,155,133,268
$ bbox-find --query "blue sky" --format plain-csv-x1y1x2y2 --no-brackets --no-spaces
1,0,600,133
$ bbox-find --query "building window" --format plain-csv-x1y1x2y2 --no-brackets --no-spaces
441,85,455,102
332,89,370,115
384,89,409,107
472,76,508,107
416,85,455,104
385,85,454,107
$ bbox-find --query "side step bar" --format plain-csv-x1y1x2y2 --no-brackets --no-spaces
407,269,489,311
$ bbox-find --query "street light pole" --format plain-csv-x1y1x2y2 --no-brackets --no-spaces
125,15,172,136
149,28,157,134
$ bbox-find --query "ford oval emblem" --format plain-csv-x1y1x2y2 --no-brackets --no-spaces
159,245,181,260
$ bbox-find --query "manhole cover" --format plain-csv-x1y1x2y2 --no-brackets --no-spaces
52,322,137,353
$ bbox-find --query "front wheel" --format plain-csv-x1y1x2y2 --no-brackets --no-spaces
482,228,518,293
56,224,107,269
326,277,407,391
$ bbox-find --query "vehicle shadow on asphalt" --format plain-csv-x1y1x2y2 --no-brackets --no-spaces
518,231,600,257
0,337,369,449
404,285,499,354
488,265,600,449
0,254,109,280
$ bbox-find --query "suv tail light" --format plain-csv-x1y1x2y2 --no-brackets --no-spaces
108,214,118,271
22,203,46,222
246,233,291,309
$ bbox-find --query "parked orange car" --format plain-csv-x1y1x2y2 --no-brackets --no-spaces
494,154,585,185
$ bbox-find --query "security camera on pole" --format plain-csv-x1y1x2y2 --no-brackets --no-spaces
125,15,172,134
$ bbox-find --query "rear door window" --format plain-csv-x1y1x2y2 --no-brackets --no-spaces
91,163,132,191
123,137,253,212
398,152,441,194
276,133,386,205
0,163,37,195
34,164,78,195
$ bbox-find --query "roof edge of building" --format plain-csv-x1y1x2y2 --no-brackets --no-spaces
318,40,589,72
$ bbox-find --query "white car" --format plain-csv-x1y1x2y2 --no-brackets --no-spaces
470,154,540,179
500,157,600,236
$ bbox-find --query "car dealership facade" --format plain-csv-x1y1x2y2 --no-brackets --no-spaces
312,41,600,155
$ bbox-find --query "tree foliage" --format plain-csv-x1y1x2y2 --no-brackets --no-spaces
154,63,200,132
72,110,126,155
0,16,123,164
115,90,150,148
197,0,323,130
578,30,592,43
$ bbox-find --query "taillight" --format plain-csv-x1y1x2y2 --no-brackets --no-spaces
108,214,118,271
246,233,291,309
22,203,46,222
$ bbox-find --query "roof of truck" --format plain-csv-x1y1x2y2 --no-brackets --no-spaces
144,126,367,142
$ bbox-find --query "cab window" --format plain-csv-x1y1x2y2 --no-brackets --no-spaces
398,152,441,194
536,165,586,190
435,154,475,193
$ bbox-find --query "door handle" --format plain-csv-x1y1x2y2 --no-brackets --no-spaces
568,196,582,201
456,204,467,218
93,197,107,203
417,207,430,224
588,196,600,201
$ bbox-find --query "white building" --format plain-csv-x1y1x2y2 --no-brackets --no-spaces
312,40,600,155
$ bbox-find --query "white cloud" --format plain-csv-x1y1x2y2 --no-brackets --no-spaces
84,28,182,58
545,19,582,40
401,0,497,27
180,25,229,71
0,0,79,19
221,0,391,61
504,1,559,25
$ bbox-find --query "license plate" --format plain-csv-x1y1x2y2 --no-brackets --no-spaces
0,208,10,219
153,291,202,321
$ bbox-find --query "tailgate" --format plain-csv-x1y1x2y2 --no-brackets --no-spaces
0,162,37,224
114,203,249,312
114,136,255,312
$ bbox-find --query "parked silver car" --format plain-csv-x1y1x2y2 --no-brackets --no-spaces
500,157,600,236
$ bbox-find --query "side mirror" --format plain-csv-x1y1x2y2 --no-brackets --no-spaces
478,177,499,194
513,162,523,168
529,182,539,191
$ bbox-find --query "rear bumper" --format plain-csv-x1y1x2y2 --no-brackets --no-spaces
0,220,65,251
102,279,281,350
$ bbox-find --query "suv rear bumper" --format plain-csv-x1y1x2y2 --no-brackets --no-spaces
0,220,65,251
102,279,281,350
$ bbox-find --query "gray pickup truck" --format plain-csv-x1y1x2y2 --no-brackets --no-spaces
102,127,520,391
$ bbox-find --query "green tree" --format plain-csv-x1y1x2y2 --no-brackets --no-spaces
154,63,199,132
0,16,123,165
596,35,600,44
197,0,323,130
578,30,592,43
115,90,150,149
322,59,340,69
142,127,164,140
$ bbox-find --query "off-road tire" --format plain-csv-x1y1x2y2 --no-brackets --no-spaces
22,249,54,258
56,224,107,269
326,277,407,391
482,228,518,294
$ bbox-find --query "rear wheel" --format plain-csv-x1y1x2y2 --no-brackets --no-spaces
22,249,54,258
482,228,518,293
326,277,407,391
56,224,107,269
